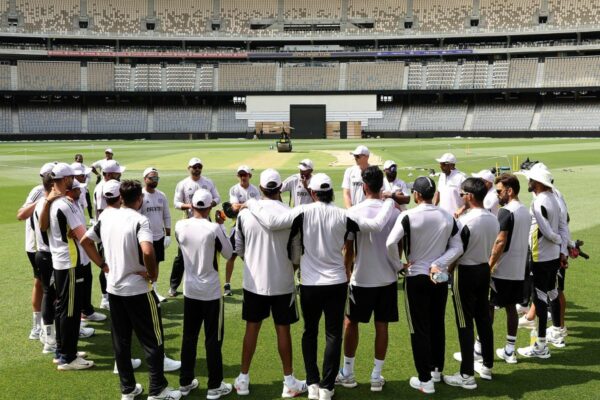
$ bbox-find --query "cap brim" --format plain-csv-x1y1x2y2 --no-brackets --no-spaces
298,165,311,171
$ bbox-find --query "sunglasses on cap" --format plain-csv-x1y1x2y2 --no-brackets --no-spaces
147,176,160,182
190,164,202,169
237,172,249,177
300,162,311,168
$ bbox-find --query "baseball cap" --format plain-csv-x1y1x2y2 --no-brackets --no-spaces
237,165,253,174
70,179,86,190
472,169,495,184
188,158,203,167
39,162,57,176
191,189,213,209
383,160,397,170
105,148,113,154
260,168,282,189
351,145,370,156
102,180,121,199
103,160,126,174
436,153,457,164
519,168,554,189
143,167,158,178
51,163,75,179
308,173,333,192
412,176,436,198
298,159,314,171
70,162,91,176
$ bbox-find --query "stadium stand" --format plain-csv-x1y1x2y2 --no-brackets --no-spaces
548,0,600,28
407,63,424,90
347,0,407,32
283,0,342,20
458,61,490,89
87,62,115,91
18,104,81,133
17,61,81,91
88,105,147,133
480,0,539,31
0,63,11,90
217,105,247,132
134,64,162,91
154,105,212,132
0,106,11,133
425,62,458,90
282,64,340,91
88,0,146,33
220,0,278,34
346,62,404,90
543,56,600,87
471,103,535,131
413,0,471,33
491,60,510,88
166,64,196,91
365,104,402,132
405,103,468,131
538,102,600,130
197,65,215,91
219,63,277,91
114,64,132,91
507,58,538,88
16,0,78,33
155,0,211,35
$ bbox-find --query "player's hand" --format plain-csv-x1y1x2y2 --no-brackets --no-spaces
560,254,569,269
215,210,225,224
231,203,243,212
429,265,442,284
46,188,63,203
164,236,171,248
382,191,392,199
136,270,149,280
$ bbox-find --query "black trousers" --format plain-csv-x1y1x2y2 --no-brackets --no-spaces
35,251,56,325
97,243,107,295
300,283,347,390
85,190,93,219
109,291,168,396
169,247,184,292
54,267,83,363
180,297,224,390
451,264,494,374
404,275,448,383
531,259,560,338
80,263,96,316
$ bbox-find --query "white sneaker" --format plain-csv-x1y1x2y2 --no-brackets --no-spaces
29,325,41,340
282,378,308,398
53,351,87,365
113,358,142,374
335,369,357,388
496,348,517,364
431,368,441,383
370,375,385,392
517,343,551,359
168,289,179,298
147,387,182,400
156,292,167,303
179,378,198,396
79,326,95,338
559,326,568,337
234,376,249,396
474,361,492,380
164,356,181,372
453,351,482,363
409,377,435,394
443,373,477,390
547,311,553,322
308,384,319,400
100,296,110,310
318,388,334,400
518,316,535,329
546,327,566,348
122,383,144,400
57,356,95,370
82,311,107,322
516,304,529,315
43,342,57,354
207,382,233,399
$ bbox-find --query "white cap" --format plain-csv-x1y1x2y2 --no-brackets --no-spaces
260,168,282,189
103,160,126,174
436,153,457,164
51,163,75,179
102,180,121,199
472,169,495,184
519,168,554,189
188,158,203,167
39,162,57,176
298,159,314,171
70,179,86,190
105,148,113,154
143,167,158,178
308,173,333,192
351,145,370,156
383,160,397,170
530,162,549,171
70,162,91,176
237,165,253,174
192,189,213,209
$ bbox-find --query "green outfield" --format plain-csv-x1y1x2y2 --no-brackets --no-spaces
1,138,599,399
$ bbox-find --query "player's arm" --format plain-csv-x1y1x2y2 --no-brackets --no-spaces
431,220,464,281
162,193,172,242
17,202,37,220
235,215,246,259
245,198,299,230
342,189,352,209
532,202,562,245
173,182,189,210
141,241,158,282
347,198,395,233
343,239,354,282
215,223,233,260
210,181,221,206
489,231,508,271
80,225,109,273
433,191,440,206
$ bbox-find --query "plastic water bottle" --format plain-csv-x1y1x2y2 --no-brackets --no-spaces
432,272,449,283
530,329,538,347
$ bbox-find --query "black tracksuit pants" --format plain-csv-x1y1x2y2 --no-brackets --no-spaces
109,291,168,396
35,251,56,325
80,263,96,316
169,247,184,292
451,264,494,375
531,259,560,338
300,283,347,391
54,266,83,363
404,275,448,383
180,296,224,390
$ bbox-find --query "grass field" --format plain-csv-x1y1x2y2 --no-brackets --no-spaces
1,138,599,400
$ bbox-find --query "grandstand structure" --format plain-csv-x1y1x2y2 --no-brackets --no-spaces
1,0,600,138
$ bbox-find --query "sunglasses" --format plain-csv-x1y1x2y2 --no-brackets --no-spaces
148,176,160,182
459,191,470,197
190,164,203,169
238,173,249,178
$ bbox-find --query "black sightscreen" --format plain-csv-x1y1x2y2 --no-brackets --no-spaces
290,105,326,139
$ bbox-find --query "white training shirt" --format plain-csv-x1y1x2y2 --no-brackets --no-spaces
78,184,88,212
236,199,295,296
174,176,221,219
93,179,107,219
552,189,571,257
175,218,233,301
33,197,50,253
85,207,154,296
457,208,500,266
493,199,531,281
228,183,260,204
23,185,44,252
141,188,171,241
48,197,86,270
483,188,500,216
91,158,108,171
383,177,410,211
72,196,90,266
342,165,367,206
246,198,395,286
437,169,467,215
348,199,401,287
529,191,562,262
281,173,314,207
386,203,463,277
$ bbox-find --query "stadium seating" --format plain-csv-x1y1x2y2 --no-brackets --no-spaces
217,105,247,132
425,62,458,89
407,63,424,90
220,0,278,34
134,64,162,91
154,106,212,132
347,0,407,32
88,105,147,133
471,103,535,130
198,65,215,91
538,102,600,130
413,0,471,33
87,62,115,91
17,61,81,91
88,0,146,33
155,0,211,35
166,64,196,91
219,63,277,91
18,105,81,133
507,58,538,88
543,56,600,87
405,103,468,131
548,0,600,28
0,106,11,133
282,64,340,91
458,61,490,89
114,64,132,91
284,0,342,20
365,105,402,132
16,0,78,33
0,64,11,90
346,62,404,90
491,60,510,88
480,0,539,31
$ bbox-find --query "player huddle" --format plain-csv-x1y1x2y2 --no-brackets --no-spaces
17,145,574,400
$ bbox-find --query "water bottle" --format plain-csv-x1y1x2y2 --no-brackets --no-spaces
432,272,449,283
530,329,538,347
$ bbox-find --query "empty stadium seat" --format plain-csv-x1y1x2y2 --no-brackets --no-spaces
480,0,539,31
88,0,146,33
543,56,600,87
471,103,535,130
17,0,78,33
221,0,277,34
538,102,600,131
18,105,81,133
507,58,538,88
154,106,212,132
166,64,197,91
284,0,342,20
0,106,11,133
0,64,11,90
413,0,471,33
347,0,406,32
365,104,402,132
115,64,132,91
155,0,211,35
346,62,404,90
405,104,468,131
18,61,81,91
217,105,247,132
282,65,340,91
425,62,458,89
88,105,147,133
219,64,277,91
87,62,115,91
548,0,600,28
491,60,510,88
134,64,162,91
